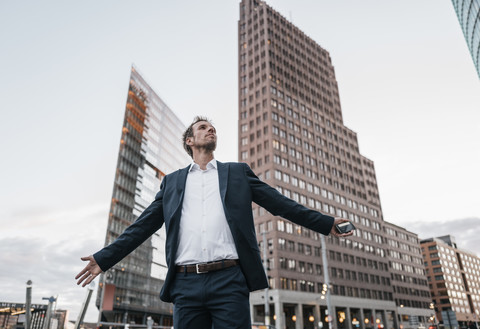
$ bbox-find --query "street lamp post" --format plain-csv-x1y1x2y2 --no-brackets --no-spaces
398,304,404,329
320,235,334,329
41,296,56,329
429,302,438,328
25,280,32,329
75,284,94,329
262,232,271,326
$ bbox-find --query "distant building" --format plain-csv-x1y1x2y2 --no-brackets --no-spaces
0,303,67,329
383,222,432,328
97,66,190,326
238,1,433,329
451,0,480,78
421,235,480,327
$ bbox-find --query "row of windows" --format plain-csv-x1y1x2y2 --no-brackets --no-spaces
277,237,319,256
388,249,423,265
392,285,431,298
386,240,422,257
330,267,391,286
395,299,430,309
277,277,319,293
390,261,425,275
278,257,322,275
439,280,480,296
384,226,419,244
449,290,480,302
425,258,460,272
391,273,429,287
332,285,393,301
276,277,394,301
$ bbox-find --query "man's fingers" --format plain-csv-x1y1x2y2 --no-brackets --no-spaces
83,273,98,287
76,256,94,279
75,265,90,280
77,271,91,285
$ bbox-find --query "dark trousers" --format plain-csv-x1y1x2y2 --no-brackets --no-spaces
171,265,251,329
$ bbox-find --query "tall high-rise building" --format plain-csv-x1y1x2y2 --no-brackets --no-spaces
238,1,431,329
421,235,480,328
451,0,480,78
96,66,190,326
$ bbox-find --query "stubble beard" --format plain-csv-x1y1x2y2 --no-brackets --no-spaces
200,140,217,154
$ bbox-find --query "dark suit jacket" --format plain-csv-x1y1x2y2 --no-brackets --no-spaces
94,161,334,302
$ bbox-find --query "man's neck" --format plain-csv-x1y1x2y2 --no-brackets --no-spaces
192,152,214,170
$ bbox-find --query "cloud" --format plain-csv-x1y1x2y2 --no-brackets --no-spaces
403,217,480,256
0,235,101,321
0,203,109,323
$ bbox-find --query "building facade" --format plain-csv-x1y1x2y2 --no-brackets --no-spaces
421,235,480,328
451,0,480,78
383,222,432,328
96,67,190,326
238,1,432,329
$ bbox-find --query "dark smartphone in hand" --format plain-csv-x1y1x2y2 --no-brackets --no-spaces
335,222,356,234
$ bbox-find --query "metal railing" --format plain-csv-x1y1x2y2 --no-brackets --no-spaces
98,322,172,329
98,321,276,329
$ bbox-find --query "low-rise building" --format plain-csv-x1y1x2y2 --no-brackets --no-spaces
421,235,480,328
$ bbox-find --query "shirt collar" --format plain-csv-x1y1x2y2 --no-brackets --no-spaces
189,159,217,172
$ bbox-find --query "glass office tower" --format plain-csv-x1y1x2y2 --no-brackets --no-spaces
96,67,190,326
452,0,480,78
238,1,432,329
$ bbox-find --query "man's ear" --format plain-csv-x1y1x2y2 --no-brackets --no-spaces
186,137,194,146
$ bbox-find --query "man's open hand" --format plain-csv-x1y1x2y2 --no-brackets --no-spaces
75,255,103,287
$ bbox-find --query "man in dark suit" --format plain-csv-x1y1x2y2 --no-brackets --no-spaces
76,116,353,329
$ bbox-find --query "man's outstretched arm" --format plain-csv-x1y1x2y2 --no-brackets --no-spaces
74,176,167,287
75,255,103,287
244,163,354,237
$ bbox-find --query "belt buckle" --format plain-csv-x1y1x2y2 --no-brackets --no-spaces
196,263,208,274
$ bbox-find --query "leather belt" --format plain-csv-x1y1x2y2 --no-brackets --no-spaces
175,259,239,274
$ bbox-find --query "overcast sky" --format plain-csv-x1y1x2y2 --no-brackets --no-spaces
1,0,479,324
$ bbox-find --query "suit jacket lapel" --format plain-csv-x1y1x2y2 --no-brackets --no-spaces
217,161,229,203
172,165,189,216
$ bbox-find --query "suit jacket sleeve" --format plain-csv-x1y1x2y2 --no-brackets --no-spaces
93,176,167,272
243,163,335,235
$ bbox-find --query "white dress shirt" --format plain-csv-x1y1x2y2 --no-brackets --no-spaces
175,159,239,265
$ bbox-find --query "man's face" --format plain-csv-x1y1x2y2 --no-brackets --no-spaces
188,120,217,152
